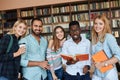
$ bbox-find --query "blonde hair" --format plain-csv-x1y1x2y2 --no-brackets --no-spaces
8,19,27,37
92,15,112,45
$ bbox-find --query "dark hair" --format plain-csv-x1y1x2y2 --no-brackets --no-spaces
31,18,43,25
69,21,80,30
53,26,65,51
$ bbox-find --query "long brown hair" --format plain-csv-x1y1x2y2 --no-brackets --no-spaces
53,26,65,51
92,15,112,45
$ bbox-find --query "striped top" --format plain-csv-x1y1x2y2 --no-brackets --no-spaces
47,48,62,71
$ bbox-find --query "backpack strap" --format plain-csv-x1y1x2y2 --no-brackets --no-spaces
6,35,13,53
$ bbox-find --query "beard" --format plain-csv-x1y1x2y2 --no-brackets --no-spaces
31,29,41,36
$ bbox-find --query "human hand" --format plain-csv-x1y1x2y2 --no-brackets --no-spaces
18,46,26,55
38,61,50,70
66,59,78,65
83,65,90,74
62,64,66,71
94,62,104,70
52,74,58,80
14,46,26,57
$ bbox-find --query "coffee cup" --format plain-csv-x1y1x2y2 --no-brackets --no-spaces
19,43,26,47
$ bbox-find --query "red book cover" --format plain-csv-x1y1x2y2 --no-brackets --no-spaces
76,54,89,61
61,54,74,61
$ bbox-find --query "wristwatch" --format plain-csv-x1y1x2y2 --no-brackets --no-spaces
104,62,108,67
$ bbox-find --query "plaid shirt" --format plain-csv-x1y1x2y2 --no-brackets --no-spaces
0,34,20,80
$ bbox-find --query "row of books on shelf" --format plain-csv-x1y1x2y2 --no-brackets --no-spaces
71,4,88,12
2,10,119,24
53,15,70,23
3,21,15,28
43,35,53,41
41,17,52,24
0,12,17,20
90,2,110,10
90,0,120,10
111,10,120,18
39,15,70,24
43,25,53,33
21,10,34,17
90,11,110,20
72,13,89,21
24,19,32,26
110,0,120,8
37,8,51,15
52,6,70,14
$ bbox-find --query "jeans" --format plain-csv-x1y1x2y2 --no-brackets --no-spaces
0,76,8,80
63,71,91,80
47,67,63,80
23,76,47,80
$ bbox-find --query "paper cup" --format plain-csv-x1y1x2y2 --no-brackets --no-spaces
19,43,26,47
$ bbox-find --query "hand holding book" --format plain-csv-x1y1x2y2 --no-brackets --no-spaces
61,54,89,61
92,50,113,73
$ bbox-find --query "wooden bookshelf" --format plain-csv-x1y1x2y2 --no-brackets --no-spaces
0,0,120,42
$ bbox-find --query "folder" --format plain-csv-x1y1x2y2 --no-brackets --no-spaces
92,50,113,73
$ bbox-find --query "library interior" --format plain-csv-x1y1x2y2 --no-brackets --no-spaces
0,0,120,80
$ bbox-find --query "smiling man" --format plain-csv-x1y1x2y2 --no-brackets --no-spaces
61,21,91,80
19,18,49,80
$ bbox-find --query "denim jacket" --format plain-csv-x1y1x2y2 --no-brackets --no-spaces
92,33,120,77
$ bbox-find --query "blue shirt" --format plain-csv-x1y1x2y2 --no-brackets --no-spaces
19,34,48,80
61,36,91,75
92,33,120,77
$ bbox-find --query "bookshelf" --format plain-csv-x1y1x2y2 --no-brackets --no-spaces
0,0,120,42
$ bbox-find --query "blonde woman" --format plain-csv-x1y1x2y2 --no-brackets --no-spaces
92,15,120,80
0,19,27,80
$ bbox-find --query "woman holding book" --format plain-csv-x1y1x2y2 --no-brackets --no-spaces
47,26,66,80
0,19,27,80
91,15,120,80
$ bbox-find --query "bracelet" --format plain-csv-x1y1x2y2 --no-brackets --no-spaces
104,62,108,67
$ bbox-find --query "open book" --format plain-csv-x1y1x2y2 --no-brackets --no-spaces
61,54,89,61
92,50,113,73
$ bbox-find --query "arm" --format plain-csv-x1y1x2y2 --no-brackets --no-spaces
86,39,91,66
20,38,49,69
47,39,58,80
95,34,120,69
27,61,49,69
103,34,120,66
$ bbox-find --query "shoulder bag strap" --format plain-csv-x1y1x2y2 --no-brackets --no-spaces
6,35,13,53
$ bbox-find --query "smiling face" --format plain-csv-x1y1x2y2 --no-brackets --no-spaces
70,25,81,40
94,18,105,35
31,20,43,36
14,23,27,37
55,27,65,40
